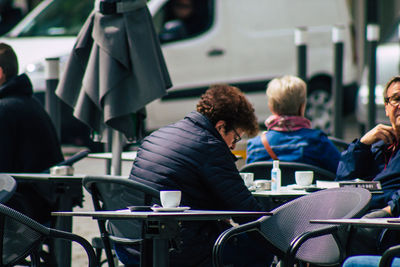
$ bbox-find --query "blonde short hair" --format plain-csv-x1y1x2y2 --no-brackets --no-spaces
266,75,307,115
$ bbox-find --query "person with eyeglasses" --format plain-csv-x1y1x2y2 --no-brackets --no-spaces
336,75,400,257
122,84,273,267
246,75,341,173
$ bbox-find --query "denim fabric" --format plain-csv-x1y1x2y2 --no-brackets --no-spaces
246,129,340,173
343,255,400,267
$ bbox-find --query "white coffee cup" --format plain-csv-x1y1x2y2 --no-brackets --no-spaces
254,179,271,191
160,190,181,208
240,172,254,188
295,171,314,186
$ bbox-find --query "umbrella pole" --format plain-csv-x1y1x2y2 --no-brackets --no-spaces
111,130,123,175
105,127,113,175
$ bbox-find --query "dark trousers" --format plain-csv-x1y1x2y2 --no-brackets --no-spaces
347,209,400,256
115,232,273,267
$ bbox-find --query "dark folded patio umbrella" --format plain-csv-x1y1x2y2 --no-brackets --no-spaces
56,0,172,142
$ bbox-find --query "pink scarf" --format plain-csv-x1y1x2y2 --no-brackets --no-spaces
265,115,311,132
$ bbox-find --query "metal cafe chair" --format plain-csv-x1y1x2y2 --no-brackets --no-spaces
83,175,160,267
328,136,350,152
213,187,371,267
380,244,400,267
42,148,91,173
240,161,336,186
0,203,97,266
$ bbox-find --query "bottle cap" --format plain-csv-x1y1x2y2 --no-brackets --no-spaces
273,160,279,168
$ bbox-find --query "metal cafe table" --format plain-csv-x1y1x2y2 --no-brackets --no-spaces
252,185,311,210
310,218,400,229
7,173,85,267
52,209,271,267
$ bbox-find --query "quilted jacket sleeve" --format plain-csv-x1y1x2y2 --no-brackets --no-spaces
202,143,262,212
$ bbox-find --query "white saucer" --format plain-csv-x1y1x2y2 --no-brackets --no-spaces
287,184,315,190
151,206,191,212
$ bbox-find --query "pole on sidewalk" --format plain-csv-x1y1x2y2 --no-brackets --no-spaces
332,26,344,139
366,24,379,130
295,27,307,82
398,24,400,74
111,130,123,176
45,57,61,140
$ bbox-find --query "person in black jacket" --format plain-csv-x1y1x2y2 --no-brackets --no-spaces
0,42,64,223
125,84,272,266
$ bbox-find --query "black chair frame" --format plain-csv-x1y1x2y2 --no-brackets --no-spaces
380,244,400,267
0,203,97,267
83,175,160,267
328,136,350,152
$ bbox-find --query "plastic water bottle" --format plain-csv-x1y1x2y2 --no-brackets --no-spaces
271,160,281,191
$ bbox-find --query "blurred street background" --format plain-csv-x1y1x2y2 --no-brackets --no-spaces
1,0,400,265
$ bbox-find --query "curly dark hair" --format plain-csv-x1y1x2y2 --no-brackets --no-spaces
196,84,259,137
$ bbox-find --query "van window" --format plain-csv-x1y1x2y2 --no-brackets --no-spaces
13,0,93,37
156,0,213,43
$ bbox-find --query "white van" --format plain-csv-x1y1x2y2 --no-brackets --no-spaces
147,0,358,132
1,0,358,143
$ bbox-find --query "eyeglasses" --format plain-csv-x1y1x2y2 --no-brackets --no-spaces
385,94,400,107
232,128,242,144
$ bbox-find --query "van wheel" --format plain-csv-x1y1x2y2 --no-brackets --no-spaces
306,78,333,134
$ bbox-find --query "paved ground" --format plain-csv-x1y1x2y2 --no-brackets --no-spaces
69,114,362,266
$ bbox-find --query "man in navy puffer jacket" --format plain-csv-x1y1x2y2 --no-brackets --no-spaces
337,76,400,255
127,84,272,266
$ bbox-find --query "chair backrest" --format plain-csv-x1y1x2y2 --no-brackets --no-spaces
260,187,371,265
0,174,16,203
56,149,91,166
240,161,336,186
328,136,350,152
83,175,160,239
0,203,96,266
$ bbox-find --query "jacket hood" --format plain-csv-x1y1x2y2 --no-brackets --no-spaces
0,74,33,98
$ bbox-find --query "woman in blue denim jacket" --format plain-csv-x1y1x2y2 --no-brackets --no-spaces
246,75,340,173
